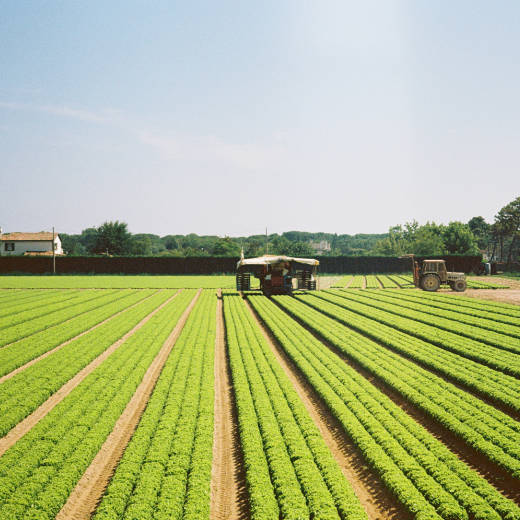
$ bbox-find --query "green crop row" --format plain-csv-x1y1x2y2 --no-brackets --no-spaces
0,290,99,331
335,289,520,352
279,295,520,481
0,289,60,304
410,290,520,318
226,294,367,520
367,289,520,326
364,275,380,288
331,276,352,288
0,275,237,289
0,290,68,320
0,290,197,519
0,289,125,346
0,290,158,377
0,290,178,437
94,290,215,520
349,275,365,288
251,295,520,520
320,291,520,376
466,279,509,289
297,293,520,412
360,289,520,339
376,275,400,288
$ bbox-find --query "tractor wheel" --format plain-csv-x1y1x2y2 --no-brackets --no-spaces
420,274,440,291
452,280,467,292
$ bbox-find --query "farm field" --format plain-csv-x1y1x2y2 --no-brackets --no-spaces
332,273,511,290
0,281,519,519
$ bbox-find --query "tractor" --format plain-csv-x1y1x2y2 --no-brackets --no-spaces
402,255,467,292
236,254,319,296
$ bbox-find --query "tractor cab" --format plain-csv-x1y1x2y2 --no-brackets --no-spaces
404,255,467,292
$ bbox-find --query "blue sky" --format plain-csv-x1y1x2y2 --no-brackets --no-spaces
1,1,518,236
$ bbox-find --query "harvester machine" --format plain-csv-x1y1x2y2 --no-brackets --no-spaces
236,254,319,296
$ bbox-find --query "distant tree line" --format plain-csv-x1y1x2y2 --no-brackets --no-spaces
59,197,519,263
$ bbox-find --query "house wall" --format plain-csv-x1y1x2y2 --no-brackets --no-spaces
1,237,63,256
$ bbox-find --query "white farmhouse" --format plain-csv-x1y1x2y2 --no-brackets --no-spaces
0,232,63,256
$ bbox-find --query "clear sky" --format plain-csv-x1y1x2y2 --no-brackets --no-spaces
1,1,518,236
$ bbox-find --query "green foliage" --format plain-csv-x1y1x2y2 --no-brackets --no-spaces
442,222,479,255
272,293,520,518
253,295,520,519
373,220,479,256
94,291,215,520
0,275,237,289
94,220,132,255
468,216,491,249
0,290,172,436
224,294,367,519
0,290,196,519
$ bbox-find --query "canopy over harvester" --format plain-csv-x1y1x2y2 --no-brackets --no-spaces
236,254,319,296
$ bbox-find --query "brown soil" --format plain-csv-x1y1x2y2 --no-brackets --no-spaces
317,276,343,289
0,290,164,385
283,308,520,505
0,290,181,458
345,277,354,288
56,289,202,520
458,288,520,306
210,291,250,520
244,299,411,520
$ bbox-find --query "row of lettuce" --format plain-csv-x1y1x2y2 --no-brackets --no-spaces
1,286,519,518
247,293,520,519
332,274,507,289
0,290,200,518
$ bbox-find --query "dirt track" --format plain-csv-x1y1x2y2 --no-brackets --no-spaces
56,289,201,520
0,290,181,458
244,298,411,520
210,291,249,520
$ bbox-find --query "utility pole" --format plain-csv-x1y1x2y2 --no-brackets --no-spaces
265,227,268,255
52,226,56,274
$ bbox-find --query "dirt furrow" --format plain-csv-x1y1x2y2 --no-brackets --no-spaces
0,290,181,458
56,289,202,520
210,291,250,520
244,298,410,520
0,290,164,385
277,302,520,505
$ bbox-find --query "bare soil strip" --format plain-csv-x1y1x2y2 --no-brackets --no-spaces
0,290,181,458
0,290,164,385
211,291,250,520
244,298,411,520
345,277,354,288
56,289,202,520
280,304,520,505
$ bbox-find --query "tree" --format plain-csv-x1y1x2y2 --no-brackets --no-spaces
495,196,520,265
442,222,479,255
94,221,132,255
467,216,490,250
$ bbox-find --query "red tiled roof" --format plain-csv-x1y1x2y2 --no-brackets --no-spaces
1,232,58,241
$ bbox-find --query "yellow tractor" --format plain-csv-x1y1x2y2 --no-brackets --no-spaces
402,255,467,292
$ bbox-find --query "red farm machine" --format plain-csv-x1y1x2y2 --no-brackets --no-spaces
236,254,319,296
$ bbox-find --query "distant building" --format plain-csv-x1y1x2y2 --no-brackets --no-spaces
309,240,331,255
0,232,63,256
